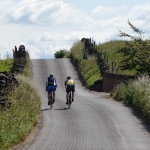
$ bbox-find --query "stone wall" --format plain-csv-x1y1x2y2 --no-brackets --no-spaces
0,45,26,107
12,45,26,74
103,71,136,92
0,72,18,107
80,37,137,93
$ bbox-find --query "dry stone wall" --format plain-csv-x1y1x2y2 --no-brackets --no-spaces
102,71,136,92
0,72,18,106
81,37,109,75
12,45,26,74
0,45,26,107
80,37,136,92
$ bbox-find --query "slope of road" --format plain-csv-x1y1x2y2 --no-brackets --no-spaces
18,58,150,150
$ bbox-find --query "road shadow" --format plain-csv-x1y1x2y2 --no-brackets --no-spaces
40,108,50,111
40,107,70,111
55,108,69,110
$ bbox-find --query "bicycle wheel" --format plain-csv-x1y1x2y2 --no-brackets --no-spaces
50,102,53,109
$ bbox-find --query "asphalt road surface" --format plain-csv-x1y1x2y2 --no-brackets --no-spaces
24,58,150,150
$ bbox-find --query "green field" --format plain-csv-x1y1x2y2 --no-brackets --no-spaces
0,59,14,72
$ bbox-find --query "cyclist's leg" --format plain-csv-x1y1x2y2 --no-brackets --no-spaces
48,86,52,105
48,86,53,98
66,92,68,101
48,93,50,105
66,92,69,104
52,91,55,103
72,85,75,101
47,86,51,99
66,87,69,104
53,91,55,99
71,91,74,102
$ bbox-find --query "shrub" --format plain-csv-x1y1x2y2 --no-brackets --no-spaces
54,50,68,58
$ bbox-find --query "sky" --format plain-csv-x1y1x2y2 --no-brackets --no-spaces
0,0,150,59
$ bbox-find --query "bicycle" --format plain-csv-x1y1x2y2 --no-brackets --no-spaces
48,91,54,110
68,91,72,109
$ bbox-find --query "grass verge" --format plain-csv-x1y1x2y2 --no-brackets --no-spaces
110,76,150,120
70,41,102,89
0,53,41,150
69,40,150,121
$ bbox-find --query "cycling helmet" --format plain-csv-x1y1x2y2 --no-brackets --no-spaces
49,73,53,77
67,76,71,79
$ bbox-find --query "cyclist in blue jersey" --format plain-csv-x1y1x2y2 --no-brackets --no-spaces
46,73,57,105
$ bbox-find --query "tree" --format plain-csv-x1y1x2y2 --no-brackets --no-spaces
54,50,67,58
117,20,150,75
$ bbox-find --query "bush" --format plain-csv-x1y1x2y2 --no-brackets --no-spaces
117,20,150,75
54,50,68,58
110,76,150,119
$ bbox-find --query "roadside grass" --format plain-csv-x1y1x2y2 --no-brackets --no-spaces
101,40,150,120
110,76,150,120
22,52,31,77
99,40,137,75
69,40,138,89
0,59,14,72
70,41,102,88
69,39,150,121
99,39,150,75
0,53,41,150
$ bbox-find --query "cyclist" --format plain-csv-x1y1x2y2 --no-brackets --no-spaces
46,73,57,105
64,76,75,104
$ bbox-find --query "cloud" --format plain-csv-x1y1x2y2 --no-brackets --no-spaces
0,41,13,60
1,0,90,26
126,4,150,33
92,5,128,18
24,31,85,59
128,4,150,20
0,1,150,59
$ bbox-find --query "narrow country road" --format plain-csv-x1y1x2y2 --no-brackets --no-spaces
24,58,150,150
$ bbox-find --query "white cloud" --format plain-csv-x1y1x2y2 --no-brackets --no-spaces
0,41,13,60
24,31,87,59
0,1,150,59
1,0,90,26
92,5,128,17
128,4,150,20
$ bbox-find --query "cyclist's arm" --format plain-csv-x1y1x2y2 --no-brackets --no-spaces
64,83,67,89
64,81,67,89
54,78,57,87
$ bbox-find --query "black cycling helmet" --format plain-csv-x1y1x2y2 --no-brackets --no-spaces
67,76,71,79
49,73,53,77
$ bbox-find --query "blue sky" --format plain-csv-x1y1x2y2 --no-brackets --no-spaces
0,0,150,59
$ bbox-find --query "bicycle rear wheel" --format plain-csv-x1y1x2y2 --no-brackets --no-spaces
68,103,71,109
50,102,53,109
68,92,72,109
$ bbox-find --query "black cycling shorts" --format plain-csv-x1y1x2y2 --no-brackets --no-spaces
66,85,75,93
